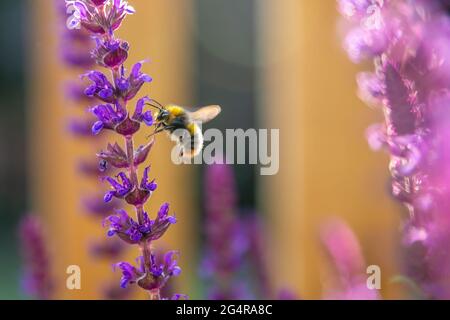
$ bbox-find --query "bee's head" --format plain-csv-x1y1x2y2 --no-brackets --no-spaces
157,109,170,122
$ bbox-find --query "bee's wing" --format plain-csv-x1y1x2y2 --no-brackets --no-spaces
188,105,221,124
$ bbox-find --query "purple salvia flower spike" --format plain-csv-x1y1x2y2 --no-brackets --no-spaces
202,162,251,300
338,0,450,298
64,0,197,299
56,0,132,300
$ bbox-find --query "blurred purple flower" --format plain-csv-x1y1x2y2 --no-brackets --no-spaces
77,158,113,177
67,118,95,137
168,294,189,300
65,81,94,103
19,216,53,300
338,0,378,20
244,214,273,299
82,194,119,217
320,219,379,300
202,163,250,300
101,282,133,300
202,164,296,300
338,0,450,298
55,0,96,69
244,214,298,300
90,237,126,259
277,289,299,300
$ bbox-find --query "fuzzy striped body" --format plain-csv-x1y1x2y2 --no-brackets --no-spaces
162,105,204,157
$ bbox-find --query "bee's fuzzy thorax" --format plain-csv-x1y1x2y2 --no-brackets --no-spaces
166,105,185,117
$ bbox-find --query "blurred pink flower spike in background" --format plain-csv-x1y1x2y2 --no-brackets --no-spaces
320,219,379,300
338,0,450,299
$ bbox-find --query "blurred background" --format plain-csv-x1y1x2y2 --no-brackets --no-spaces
0,0,27,299
0,0,403,299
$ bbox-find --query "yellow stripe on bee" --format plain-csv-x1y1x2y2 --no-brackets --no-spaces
187,123,198,136
166,105,185,116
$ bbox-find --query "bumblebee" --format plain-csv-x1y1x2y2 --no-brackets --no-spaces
147,100,221,158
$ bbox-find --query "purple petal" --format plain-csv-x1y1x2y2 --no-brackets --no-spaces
131,61,143,78
92,121,104,135
73,2,88,19
158,203,170,219
133,96,151,120
98,88,114,100
171,266,182,276
104,191,115,203
107,229,116,237
141,74,153,83
86,70,109,86
85,85,97,97
141,166,150,187
106,176,123,191
147,180,157,192
115,209,129,221
168,216,177,224
143,111,153,126
164,251,178,268
116,77,130,91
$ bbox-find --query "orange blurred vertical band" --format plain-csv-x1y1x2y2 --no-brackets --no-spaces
28,0,195,299
258,0,402,299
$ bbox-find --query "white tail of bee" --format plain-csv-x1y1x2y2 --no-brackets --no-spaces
170,128,204,160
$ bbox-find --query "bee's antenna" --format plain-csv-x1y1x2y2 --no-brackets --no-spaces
145,102,163,111
150,99,165,109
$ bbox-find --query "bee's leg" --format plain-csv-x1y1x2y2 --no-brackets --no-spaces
160,123,178,132
146,123,177,139
146,123,164,139
147,128,164,139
